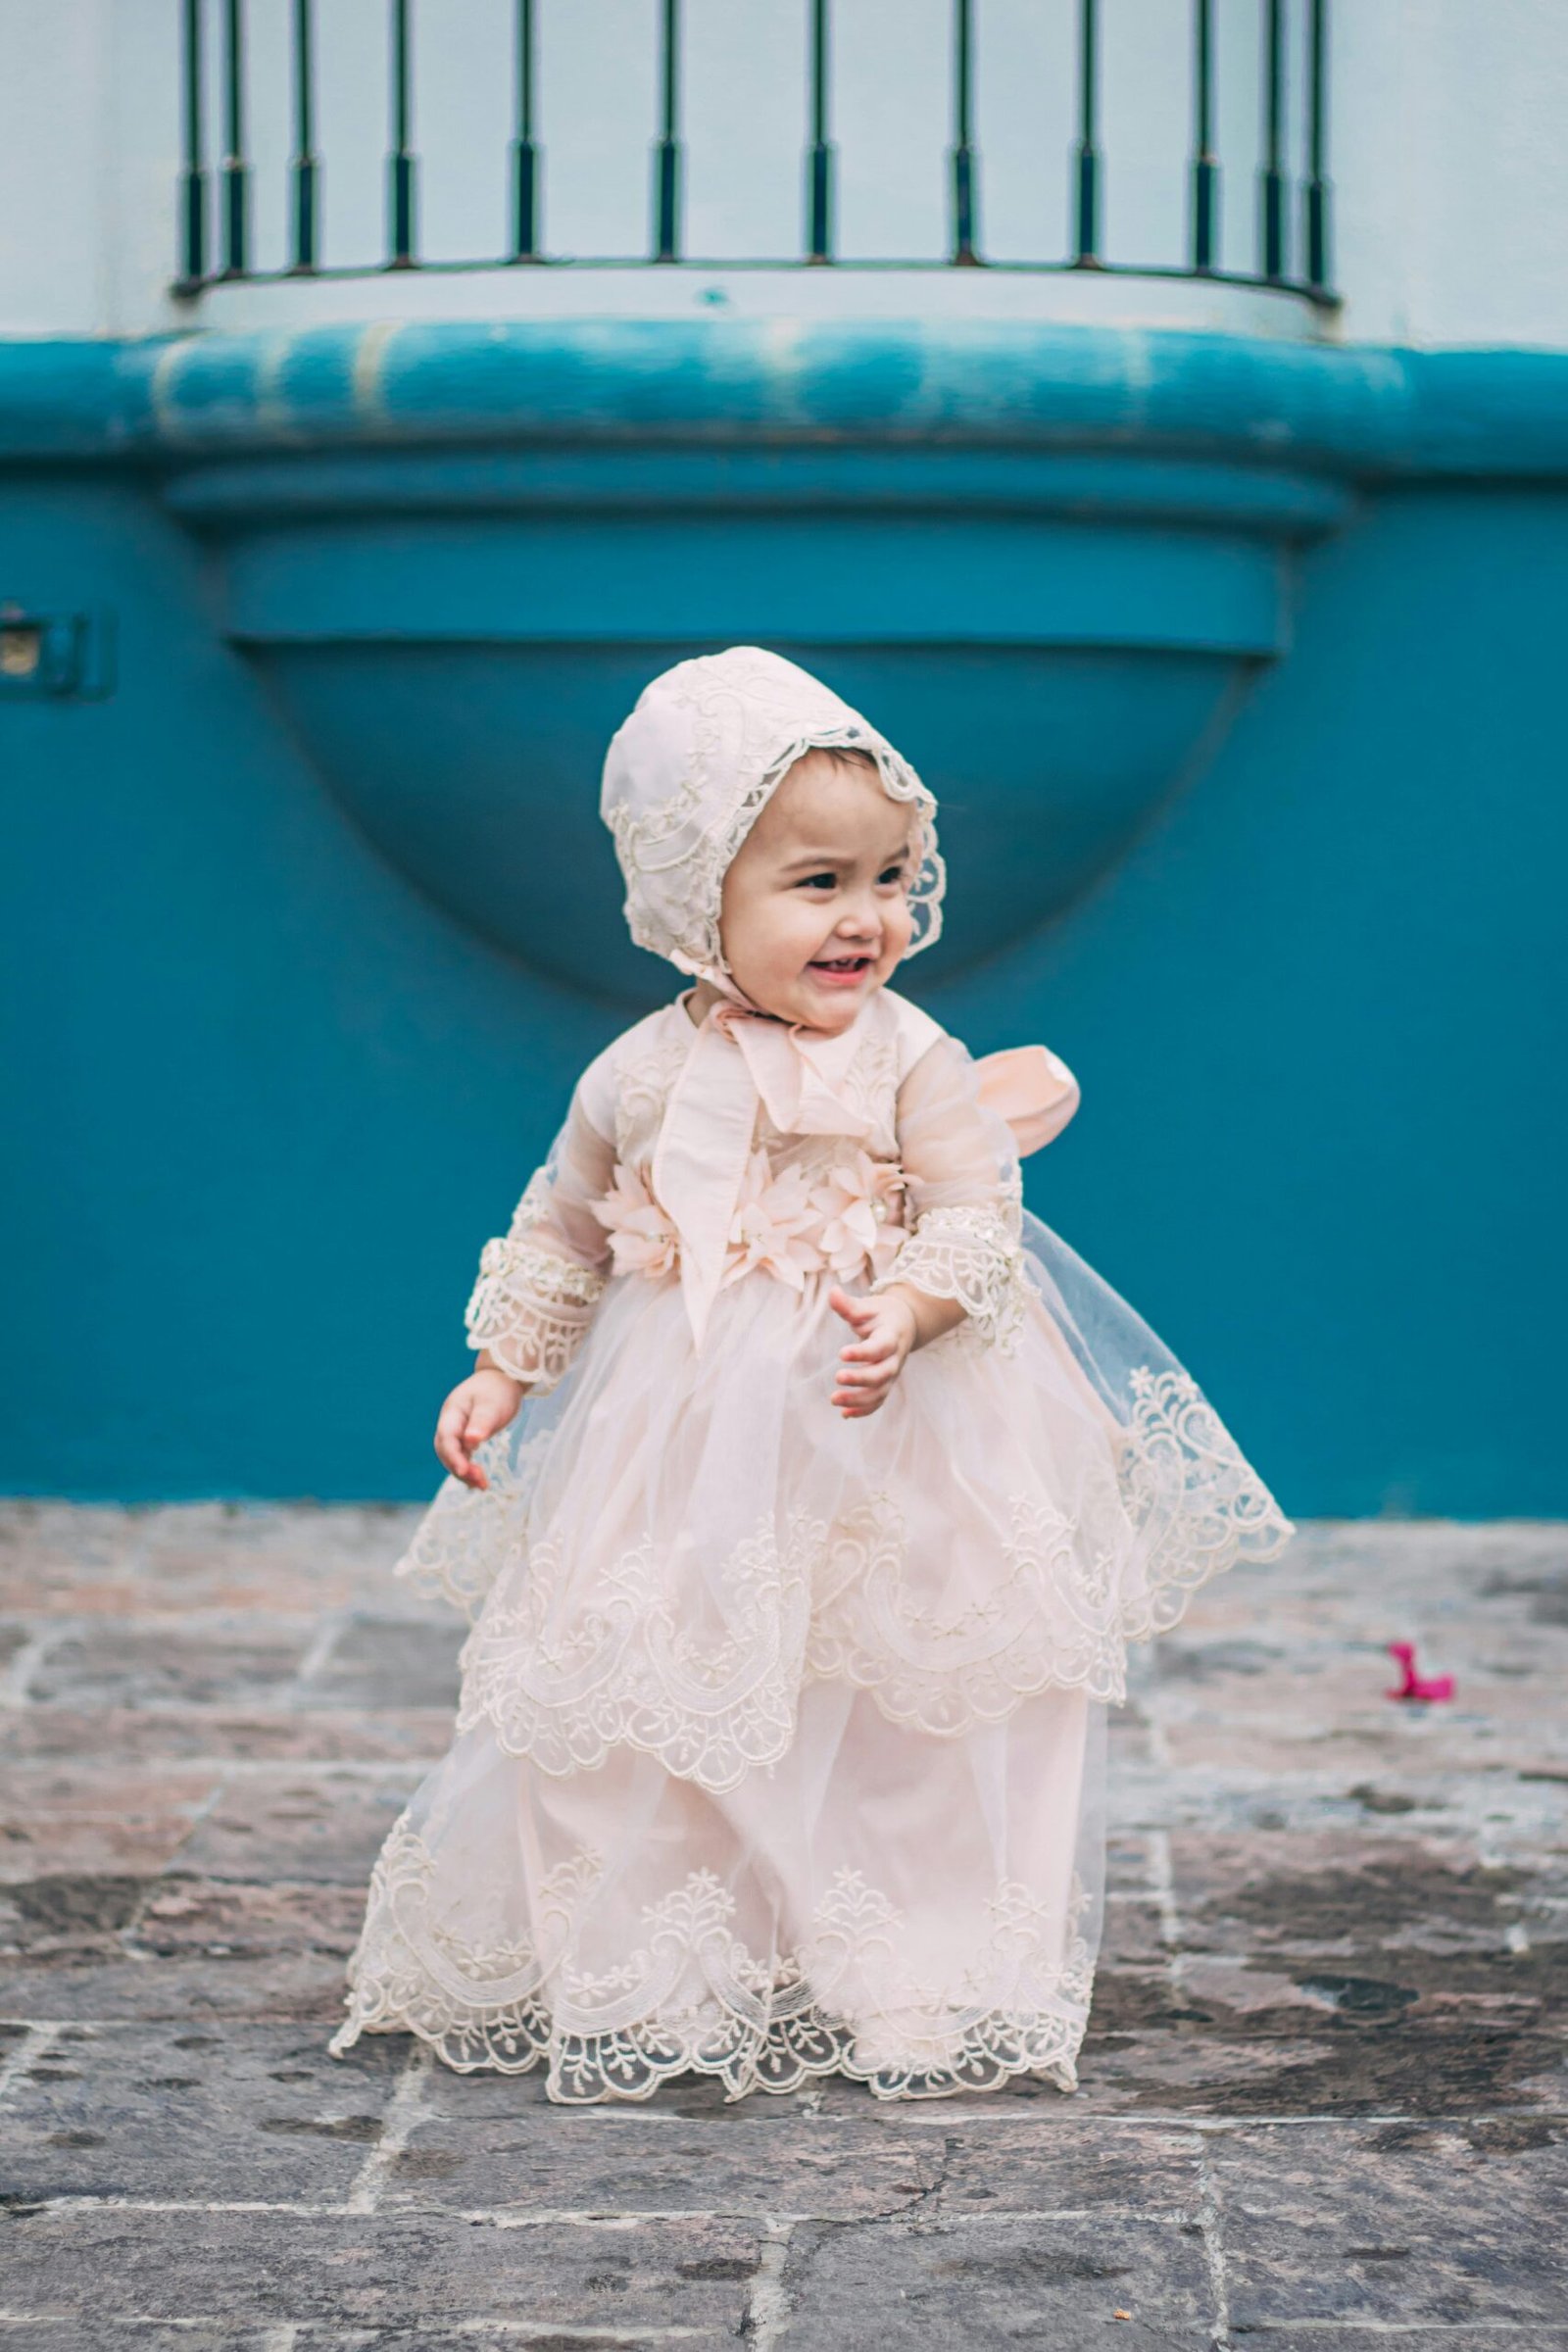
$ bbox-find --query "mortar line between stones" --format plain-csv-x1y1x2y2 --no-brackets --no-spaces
1140,1704,1239,2350
12,2194,1199,2228
159,1769,233,1872
119,1857,199,1947
1193,2133,1234,2352
4,1741,438,1779
741,2217,794,2347
0,2024,59,2110
0,1604,335,1628
289,1607,351,1703
0,1625,62,1708
344,2042,432,2214
1147,1827,1184,1975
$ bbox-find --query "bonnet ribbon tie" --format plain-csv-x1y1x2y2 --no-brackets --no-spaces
651,1000,876,1350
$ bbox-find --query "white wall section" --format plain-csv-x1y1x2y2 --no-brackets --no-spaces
2,0,1566,348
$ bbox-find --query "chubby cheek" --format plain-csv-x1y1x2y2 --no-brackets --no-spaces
724,901,811,997
774,904,841,983
877,897,915,975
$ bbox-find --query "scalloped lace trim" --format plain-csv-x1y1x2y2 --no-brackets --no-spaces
805,1491,1131,1722
1115,1365,1295,1633
464,1235,608,1395
808,1383,1292,1724
402,1373,1288,1768
455,1510,825,1791
396,1368,1292,1743
329,1820,1093,2103
873,1203,1029,1351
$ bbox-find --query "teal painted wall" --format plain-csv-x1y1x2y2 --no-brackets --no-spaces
944,485,1568,1516
2,327,1564,1513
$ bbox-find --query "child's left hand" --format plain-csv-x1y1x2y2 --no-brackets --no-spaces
829,1286,917,1418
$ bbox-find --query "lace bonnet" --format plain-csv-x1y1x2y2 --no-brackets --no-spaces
601,646,945,982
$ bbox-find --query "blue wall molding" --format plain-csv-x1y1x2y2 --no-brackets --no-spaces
131,350,1361,993
6,322,1568,480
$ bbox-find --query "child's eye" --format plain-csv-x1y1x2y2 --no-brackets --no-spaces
797,871,838,891
877,864,907,887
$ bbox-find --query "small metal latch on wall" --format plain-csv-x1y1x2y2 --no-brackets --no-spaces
0,607,116,700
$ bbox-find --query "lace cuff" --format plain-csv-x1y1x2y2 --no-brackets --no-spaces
465,1237,609,1395
872,1204,1029,1351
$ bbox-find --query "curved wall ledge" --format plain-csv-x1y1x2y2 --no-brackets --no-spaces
165,439,1343,998
9,322,1568,475
10,321,1568,998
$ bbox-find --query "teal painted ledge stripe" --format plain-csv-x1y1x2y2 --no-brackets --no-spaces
8,324,1568,477
163,448,1352,535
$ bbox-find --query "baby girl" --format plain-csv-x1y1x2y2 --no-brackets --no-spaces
330,646,1291,2103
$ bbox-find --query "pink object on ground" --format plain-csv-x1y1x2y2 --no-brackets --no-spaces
1386,1642,1455,1701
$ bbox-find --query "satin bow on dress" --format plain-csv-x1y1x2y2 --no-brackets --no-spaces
651,990,1081,1350
653,999,878,1348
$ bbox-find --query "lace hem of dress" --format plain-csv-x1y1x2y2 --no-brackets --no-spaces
872,1204,1029,1351
456,1511,824,1793
465,1236,609,1396
396,1368,1293,1769
328,1818,1093,2104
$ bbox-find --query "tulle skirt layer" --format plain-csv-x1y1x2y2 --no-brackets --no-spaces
330,1211,1290,2099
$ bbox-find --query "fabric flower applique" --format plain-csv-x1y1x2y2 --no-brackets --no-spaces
723,1152,824,1291
810,1150,907,1281
590,1162,679,1279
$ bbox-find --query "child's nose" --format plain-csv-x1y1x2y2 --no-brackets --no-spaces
837,892,880,937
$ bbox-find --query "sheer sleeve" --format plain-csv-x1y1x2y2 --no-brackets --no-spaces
873,1034,1030,1351
464,1082,617,1394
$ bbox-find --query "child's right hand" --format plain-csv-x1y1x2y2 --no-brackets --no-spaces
434,1367,526,1491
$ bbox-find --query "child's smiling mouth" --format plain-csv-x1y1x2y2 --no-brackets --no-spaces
808,954,874,986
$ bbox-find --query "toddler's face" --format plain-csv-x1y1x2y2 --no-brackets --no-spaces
717,750,917,1033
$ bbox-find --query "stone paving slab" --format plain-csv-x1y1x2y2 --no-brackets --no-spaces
0,1506,1565,2347
0,2208,763,2334
174,1770,423,1886
24,1621,317,1710
0,1872,366,2026
1209,2119,1568,2330
0,2026,407,2202
774,2213,1215,2348
0,1761,224,1884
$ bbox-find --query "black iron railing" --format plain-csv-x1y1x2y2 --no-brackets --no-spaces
174,0,1335,302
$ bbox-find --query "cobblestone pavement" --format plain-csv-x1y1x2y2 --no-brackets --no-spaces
0,1507,1564,2349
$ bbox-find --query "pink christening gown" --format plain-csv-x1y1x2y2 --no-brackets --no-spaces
330,983,1292,2101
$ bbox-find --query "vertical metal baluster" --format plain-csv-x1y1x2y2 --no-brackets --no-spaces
290,0,319,271
220,0,249,276
1190,0,1218,272
512,0,540,259
1260,0,1286,279
177,0,207,288
1303,0,1331,289
388,0,416,267
1073,0,1101,265
653,0,681,261
806,0,833,263
950,0,978,264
